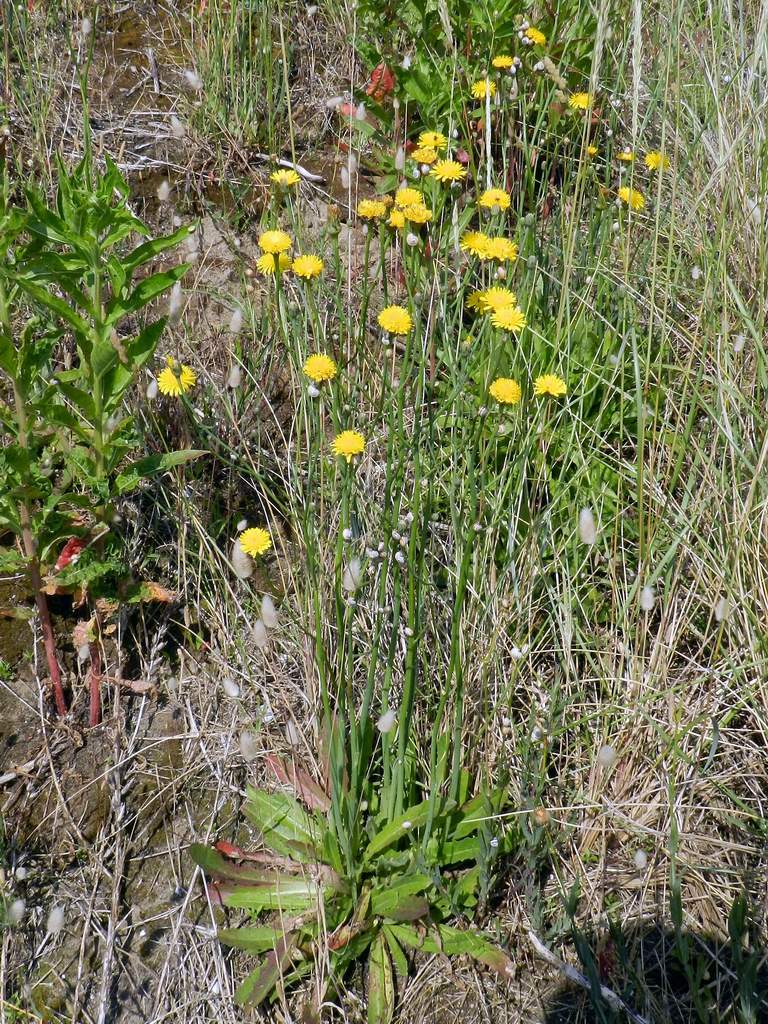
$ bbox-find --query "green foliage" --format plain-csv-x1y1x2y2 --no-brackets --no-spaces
191,762,515,1017
0,154,201,589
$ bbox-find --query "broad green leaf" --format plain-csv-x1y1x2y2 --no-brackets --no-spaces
16,279,89,336
383,926,409,977
387,923,513,979
370,875,431,921
244,786,323,861
224,876,323,914
234,933,299,1007
120,225,192,276
114,449,206,495
363,797,456,862
0,330,16,375
106,264,188,325
367,932,394,1024
219,924,306,954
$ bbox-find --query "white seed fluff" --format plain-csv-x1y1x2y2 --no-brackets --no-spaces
261,594,279,629
157,179,171,203
222,677,240,699
252,619,268,648
597,744,617,768
633,849,648,870
639,585,656,611
342,558,362,592
377,710,397,733
578,507,597,545
8,899,26,924
239,730,259,761
230,540,253,579
46,905,65,935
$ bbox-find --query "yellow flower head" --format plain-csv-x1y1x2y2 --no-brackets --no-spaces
533,373,567,397
465,290,486,313
618,186,645,211
157,357,196,397
270,168,301,187
418,131,447,150
489,377,522,404
471,79,496,100
258,229,293,254
479,286,517,312
525,26,546,45
402,203,433,224
478,187,511,211
587,144,598,157
460,231,491,258
644,150,670,171
303,353,337,382
388,208,406,229
431,159,467,184
491,305,527,332
395,187,424,208
568,92,592,110
492,54,514,69
292,254,324,279
357,199,387,220
257,251,292,275
484,237,519,262
617,148,634,162
378,305,412,335
411,145,438,165
239,527,272,557
332,430,365,463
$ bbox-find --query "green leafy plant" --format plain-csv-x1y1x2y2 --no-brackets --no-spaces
192,752,515,1019
0,154,202,722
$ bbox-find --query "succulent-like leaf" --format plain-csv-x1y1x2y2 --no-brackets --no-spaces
383,926,409,977
387,923,513,980
370,875,431,921
234,933,300,1006
266,754,332,813
244,786,324,862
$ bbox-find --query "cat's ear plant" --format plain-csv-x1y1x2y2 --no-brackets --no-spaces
192,751,516,1021
0,156,202,723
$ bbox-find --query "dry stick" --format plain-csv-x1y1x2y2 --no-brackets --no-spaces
527,930,651,1024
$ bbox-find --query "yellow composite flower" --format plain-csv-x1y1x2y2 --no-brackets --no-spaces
484,237,518,262
431,159,467,184
525,26,546,45
568,92,592,110
617,148,634,162
257,251,292,275
411,145,438,165
394,187,424,208
357,199,387,220
239,527,272,557
258,229,293,254
471,79,496,100
460,231,491,257
492,54,514,69
378,305,413,335
618,186,645,210
489,377,521,404
270,168,301,187
332,430,365,463
402,203,433,224
465,290,486,312
478,187,511,211
479,286,517,312
418,130,447,150
644,150,670,171
533,373,567,397
303,353,337,382
587,144,598,157
389,208,406,229
157,356,196,397
491,305,527,332
292,254,324,279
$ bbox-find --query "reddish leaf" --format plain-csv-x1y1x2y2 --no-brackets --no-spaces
266,754,331,812
55,536,86,571
366,63,395,101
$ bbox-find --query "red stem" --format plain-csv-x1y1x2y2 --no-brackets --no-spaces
88,639,102,727
29,560,67,717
